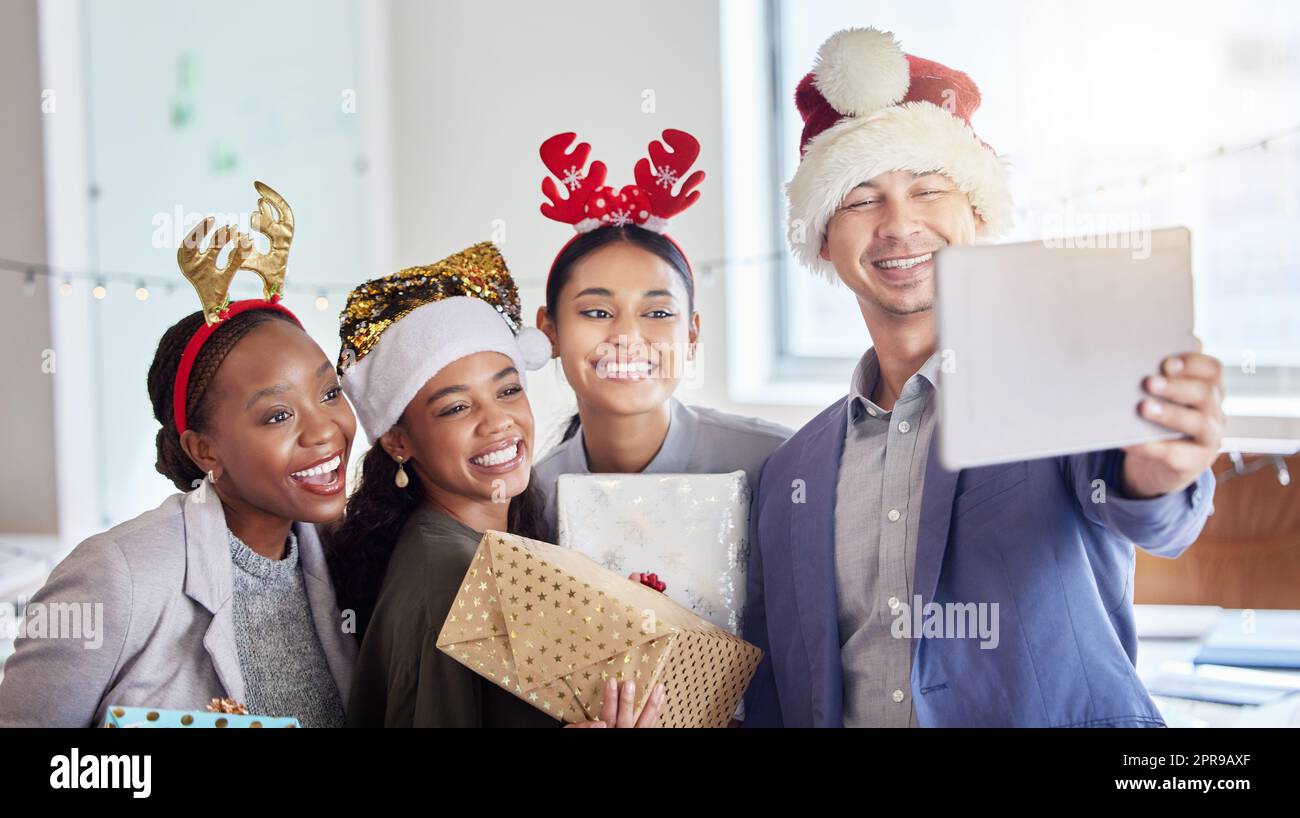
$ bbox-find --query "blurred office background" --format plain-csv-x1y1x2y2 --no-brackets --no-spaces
2,0,1298,723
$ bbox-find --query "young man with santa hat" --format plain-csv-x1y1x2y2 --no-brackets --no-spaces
742,28,1224,727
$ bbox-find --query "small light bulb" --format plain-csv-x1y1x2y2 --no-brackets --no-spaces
93,282,107,299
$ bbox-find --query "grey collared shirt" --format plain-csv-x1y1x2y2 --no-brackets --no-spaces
834,348,940,728
533,397,792,542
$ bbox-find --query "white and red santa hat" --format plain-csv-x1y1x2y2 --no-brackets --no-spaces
787,27,1013,279
337,242,551,440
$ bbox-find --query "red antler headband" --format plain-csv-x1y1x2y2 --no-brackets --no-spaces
539,129,705,278
172,182,302,436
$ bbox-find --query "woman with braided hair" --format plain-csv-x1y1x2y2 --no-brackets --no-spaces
0,183,358,727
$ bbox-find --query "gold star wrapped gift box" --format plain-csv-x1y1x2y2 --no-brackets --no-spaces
436,531,763,727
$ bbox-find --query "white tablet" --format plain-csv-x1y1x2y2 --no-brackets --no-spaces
934,226,1195,470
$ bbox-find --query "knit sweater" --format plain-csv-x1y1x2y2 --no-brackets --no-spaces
227,529,346,728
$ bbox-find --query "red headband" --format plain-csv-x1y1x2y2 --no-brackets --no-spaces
539,129,704,284
544,231,695,287
172,298,302,435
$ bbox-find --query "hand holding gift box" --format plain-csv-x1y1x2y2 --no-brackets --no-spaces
436,530,762,727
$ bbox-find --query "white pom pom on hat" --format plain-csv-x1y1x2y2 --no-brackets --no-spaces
516,326,554,370
813,27,911,117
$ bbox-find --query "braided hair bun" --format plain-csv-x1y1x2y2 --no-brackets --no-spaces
146,309,298,491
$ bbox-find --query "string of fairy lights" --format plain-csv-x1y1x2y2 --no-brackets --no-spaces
4,125,1298,303
1017,125,1300,211
0,255,547,314
0,255,362,312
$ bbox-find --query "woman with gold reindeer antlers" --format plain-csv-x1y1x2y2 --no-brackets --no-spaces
0,182,359,728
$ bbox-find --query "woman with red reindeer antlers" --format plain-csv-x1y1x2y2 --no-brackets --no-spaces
531,130,792,586
0,183,357,728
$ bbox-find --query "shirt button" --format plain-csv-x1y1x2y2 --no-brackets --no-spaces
888,596,900,611
867,407,878,417
1192,488,1203,505
892,689,905,703
887,508,901,522
898,420,911,433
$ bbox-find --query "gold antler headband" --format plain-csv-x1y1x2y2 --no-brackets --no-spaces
176,181,295,325
171,181,302,435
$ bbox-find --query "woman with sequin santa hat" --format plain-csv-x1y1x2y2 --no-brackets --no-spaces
742,28,1222,728
531,129,793,545
327,243,663,728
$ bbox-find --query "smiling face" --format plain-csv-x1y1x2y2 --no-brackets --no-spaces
379,351,534,510
538,240,699,419
820,170,985,317
182,318,356,525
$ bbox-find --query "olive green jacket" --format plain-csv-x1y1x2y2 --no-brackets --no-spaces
346,507,557,728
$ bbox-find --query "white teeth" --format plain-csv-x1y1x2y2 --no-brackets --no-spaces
471,442,519,467
875,252,933,270
292,454,341,478
603,361,653,378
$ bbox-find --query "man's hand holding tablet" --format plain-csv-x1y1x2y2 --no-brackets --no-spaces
935,226,1226,488
1123,349,1225,498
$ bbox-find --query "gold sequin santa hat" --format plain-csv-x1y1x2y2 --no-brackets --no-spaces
337,242,551,439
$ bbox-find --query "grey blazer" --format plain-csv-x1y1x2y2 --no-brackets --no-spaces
0,488,357,727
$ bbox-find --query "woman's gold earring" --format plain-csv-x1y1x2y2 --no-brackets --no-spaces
208,469,218,484
394,458,409,489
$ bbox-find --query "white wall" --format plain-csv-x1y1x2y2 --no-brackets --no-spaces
9,0,822,544
384,0,817,451
0,0,58,533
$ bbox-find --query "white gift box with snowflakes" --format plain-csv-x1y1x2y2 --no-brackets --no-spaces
555,471,750,635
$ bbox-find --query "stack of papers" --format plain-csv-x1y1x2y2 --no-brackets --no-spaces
1147,663,1300,707
1193,610,1300,669
1134,604,1223,640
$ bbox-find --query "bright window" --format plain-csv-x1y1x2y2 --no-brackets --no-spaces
726,0,1300,436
